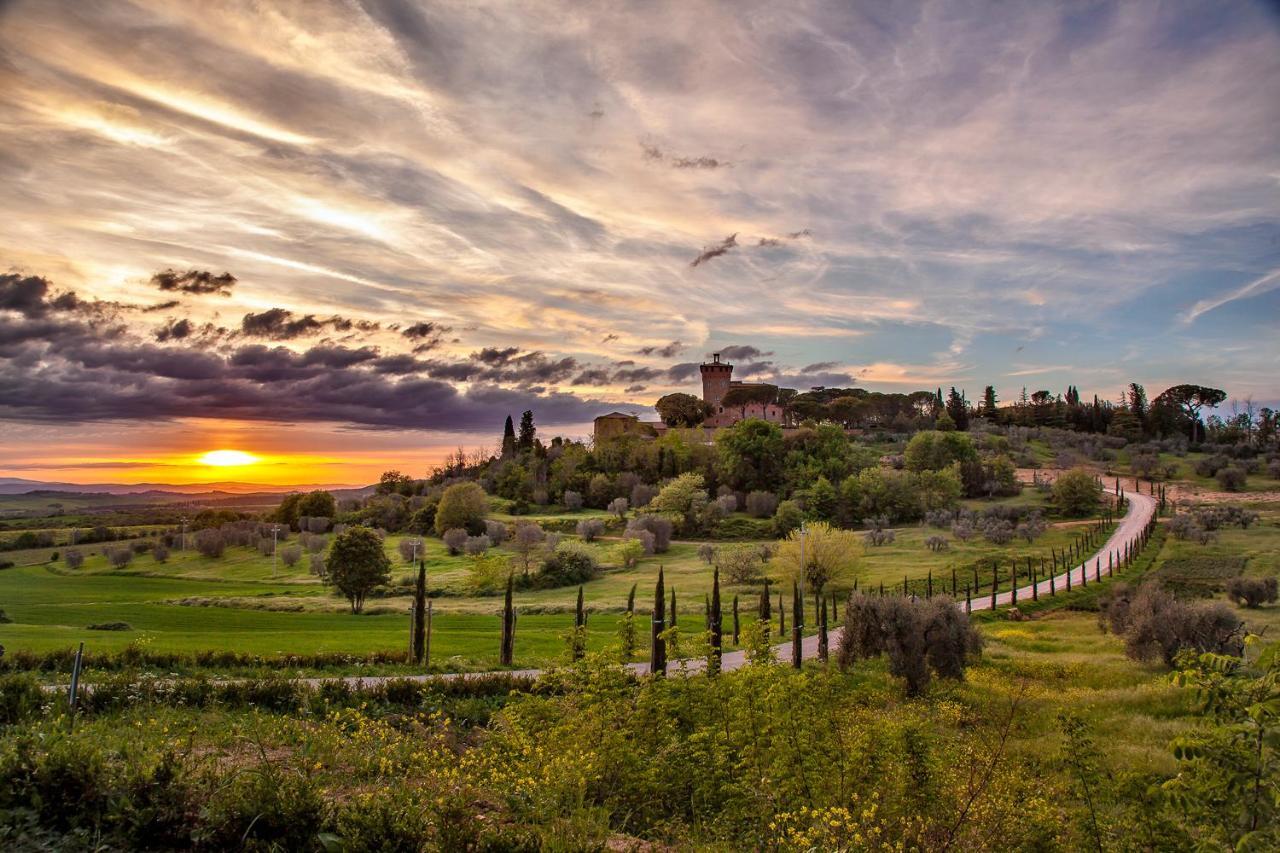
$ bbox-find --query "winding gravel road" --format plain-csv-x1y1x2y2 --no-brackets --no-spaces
298,488,1157,688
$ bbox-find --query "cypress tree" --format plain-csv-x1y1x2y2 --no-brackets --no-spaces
627,583,636,614
671,589,678,628
501,414,516,457
1050,569,1056,596
732,594,740,645
1095,558,1101,583
791,581,803,669
964,584,971,613
758,578,772,645
1065,564,1072,591
704,594,711,631
500,574,515,666
411,559,427,665
779,592,785,634
990,567,997,610
973,566,980,593
709,567,722,674
927,571,933,598
952,567,958,595
1010,562,1018,607
650,567,666,675
572,584,586,661
817,594,829,663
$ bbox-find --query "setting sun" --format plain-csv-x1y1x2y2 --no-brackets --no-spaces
197,449,259,467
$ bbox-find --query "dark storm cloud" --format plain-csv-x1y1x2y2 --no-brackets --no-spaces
0,274,54,318
155,318,193,342
636,340,683,357
689,233,737,267
735,361,776,378
472,346,519,366
240,308,325,340
665,362,700,382
571,368,611,386
718,344,772,361
612,366,664,383
150,269,237,296
402,321,450,348
801,361,838,372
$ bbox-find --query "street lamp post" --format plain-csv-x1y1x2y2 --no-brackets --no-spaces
179,516,188,552
271,525,281,577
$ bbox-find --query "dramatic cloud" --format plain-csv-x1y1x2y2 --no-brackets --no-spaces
150,269,236,297
637,341,684,358
690,233,738,268
240,308,324,340
719,345,772,362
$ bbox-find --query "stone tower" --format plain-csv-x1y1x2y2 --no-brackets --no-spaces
700,353,733,411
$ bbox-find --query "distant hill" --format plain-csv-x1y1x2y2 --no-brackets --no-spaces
0,477,369,497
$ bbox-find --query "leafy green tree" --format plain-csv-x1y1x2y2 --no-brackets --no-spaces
375,471,413,496
434,482,489,536
716,418,784,492
655,392,712,427
296,489,336,520
904,430,977,472
326,527,392,614
646,472,709,532
773,500,804,536
804,476,838,522
1153,384,1227,441
1052,468,1101,517
773,521,862,594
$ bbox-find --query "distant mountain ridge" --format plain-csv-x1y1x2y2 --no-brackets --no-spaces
0,477,368,496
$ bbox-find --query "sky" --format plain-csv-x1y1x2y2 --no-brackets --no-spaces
1,0,1278,486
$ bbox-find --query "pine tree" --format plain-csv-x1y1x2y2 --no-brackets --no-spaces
517,410,536,451
411,559,427,664
982,385,998,417
501,415,516,457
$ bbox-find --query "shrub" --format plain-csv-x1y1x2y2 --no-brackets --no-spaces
1100,583,1244,666
1268,460,1280,480
608,497,629,519
562,490,584,511
1215,466,1247,491
1193,454,1231,477
575,518,604,542
624,529,655,555
839,593,981,695
745,490,778,518
464,534,491,556
397,537,422,563
87,621,132,631
630,483,657,509
64,548,84,569
980,518,1014,545
1016,512,1047,543
924,535,949,552
951,519,976,541
151,544,169,564
614,538,645,568
1052,467,1101,517
442,528,469,555
1225,577,1278,609
193,528,225,558
434,481,489,536
773,500,804,536
714,494,738,514
485,520,509,545
716,545,765,584
106,546,133,569
626,515,672,553
540,543,600,587
279,545,302,568
923,509,953,529
310,553,325,577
